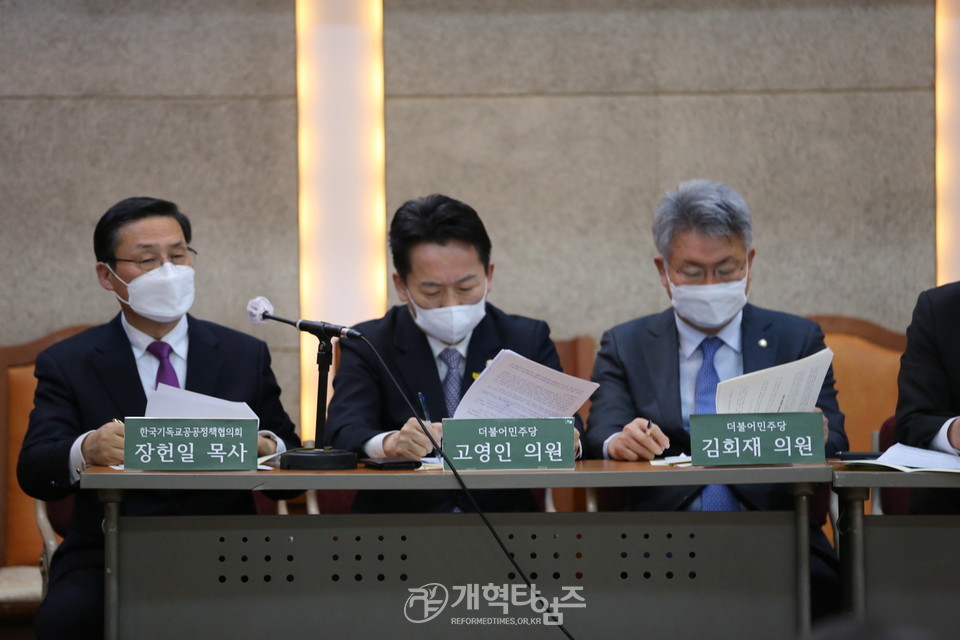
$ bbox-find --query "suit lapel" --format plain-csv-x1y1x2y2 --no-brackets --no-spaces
184,316,224,396
740,305,777,374
90,315,148,417
641,310,686,446
393,308,447,419
463,310,499,397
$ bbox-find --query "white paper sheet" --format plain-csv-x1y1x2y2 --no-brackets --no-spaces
875,443,960,470
452,349,598,419
715,347,833,414
650,454,693,467
145,383,259,422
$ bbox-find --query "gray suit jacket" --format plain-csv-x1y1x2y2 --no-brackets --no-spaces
584,304,846,511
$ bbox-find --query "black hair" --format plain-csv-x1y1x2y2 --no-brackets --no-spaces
389,194,492,279
93,197,192,265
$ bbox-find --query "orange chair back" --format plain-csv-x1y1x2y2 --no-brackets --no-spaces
806,316,906,452
1,326,89,567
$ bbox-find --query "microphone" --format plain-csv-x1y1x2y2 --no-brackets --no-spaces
296,319,363,340
246,296,361,340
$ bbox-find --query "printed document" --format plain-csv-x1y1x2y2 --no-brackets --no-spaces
715,347,833,414
453,349,598,419
145,383,259,422
844,442,960,473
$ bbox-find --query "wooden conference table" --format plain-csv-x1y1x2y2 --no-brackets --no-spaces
81,460,831,640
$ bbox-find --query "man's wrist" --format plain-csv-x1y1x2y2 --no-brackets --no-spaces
948,418,960,451
382,432,397,456
70,432,95,483
606,433,620,459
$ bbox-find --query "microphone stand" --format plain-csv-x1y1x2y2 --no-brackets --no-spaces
280,335,357,470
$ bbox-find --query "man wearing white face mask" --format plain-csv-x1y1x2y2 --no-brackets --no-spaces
18,197,300,640
327,194,580,513
583,180,846,619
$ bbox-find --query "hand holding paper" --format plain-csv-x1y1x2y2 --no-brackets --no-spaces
81,419,125,467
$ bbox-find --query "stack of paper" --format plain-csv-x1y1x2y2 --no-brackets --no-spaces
844,443,960,473
146,383,259,422
453,349,598,419
715,348,833,414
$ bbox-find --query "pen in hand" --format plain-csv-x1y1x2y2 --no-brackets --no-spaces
417,392,440,459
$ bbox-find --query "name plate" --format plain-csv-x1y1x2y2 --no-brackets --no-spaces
441,417,575,470
124,417,259,471
689,412,825,466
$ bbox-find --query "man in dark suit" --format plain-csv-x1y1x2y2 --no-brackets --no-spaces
17,197,300,640
895,281,960,513
582,180,846,617
326,193,578,513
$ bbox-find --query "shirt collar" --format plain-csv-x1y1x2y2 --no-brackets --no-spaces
425,331,472,361
674,310,743,359
120,314,189,360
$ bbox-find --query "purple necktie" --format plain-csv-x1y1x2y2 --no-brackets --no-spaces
439,348,463,417
147,341,180,389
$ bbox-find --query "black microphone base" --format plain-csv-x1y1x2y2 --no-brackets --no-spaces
280,448,358,470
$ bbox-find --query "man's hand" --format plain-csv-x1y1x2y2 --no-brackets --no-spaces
383,417,442,460
81,420,125,466
257,435,278,457
607,418,670,461
814,407,829,444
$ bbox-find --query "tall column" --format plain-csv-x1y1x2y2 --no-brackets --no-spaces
296,0,386,442
939,0,960,285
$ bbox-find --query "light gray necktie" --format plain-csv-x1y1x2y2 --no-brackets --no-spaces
439,348,463,417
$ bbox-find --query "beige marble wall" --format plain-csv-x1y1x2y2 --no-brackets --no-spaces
0,1,302,420
384,0,935,339
1,1,937,428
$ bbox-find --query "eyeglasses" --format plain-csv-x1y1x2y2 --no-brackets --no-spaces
113,247,197,273
669,261,746,285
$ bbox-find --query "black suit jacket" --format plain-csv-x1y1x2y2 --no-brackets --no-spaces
584,304,846,512
895,282,960,513
17,314,300,581
326,303,574,512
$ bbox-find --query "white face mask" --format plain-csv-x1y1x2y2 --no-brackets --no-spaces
409,289,487,345
105,261,195,323
667,267,749,330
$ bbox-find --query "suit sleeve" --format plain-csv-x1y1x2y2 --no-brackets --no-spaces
804,321,847,456
325,337,392,455
253,341,300,451
583,329,637,458
896,290,956,448
18,349,85,501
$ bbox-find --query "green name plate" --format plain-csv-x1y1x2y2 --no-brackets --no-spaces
441,417,576,471
689,412,825,466
124,417,260,471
